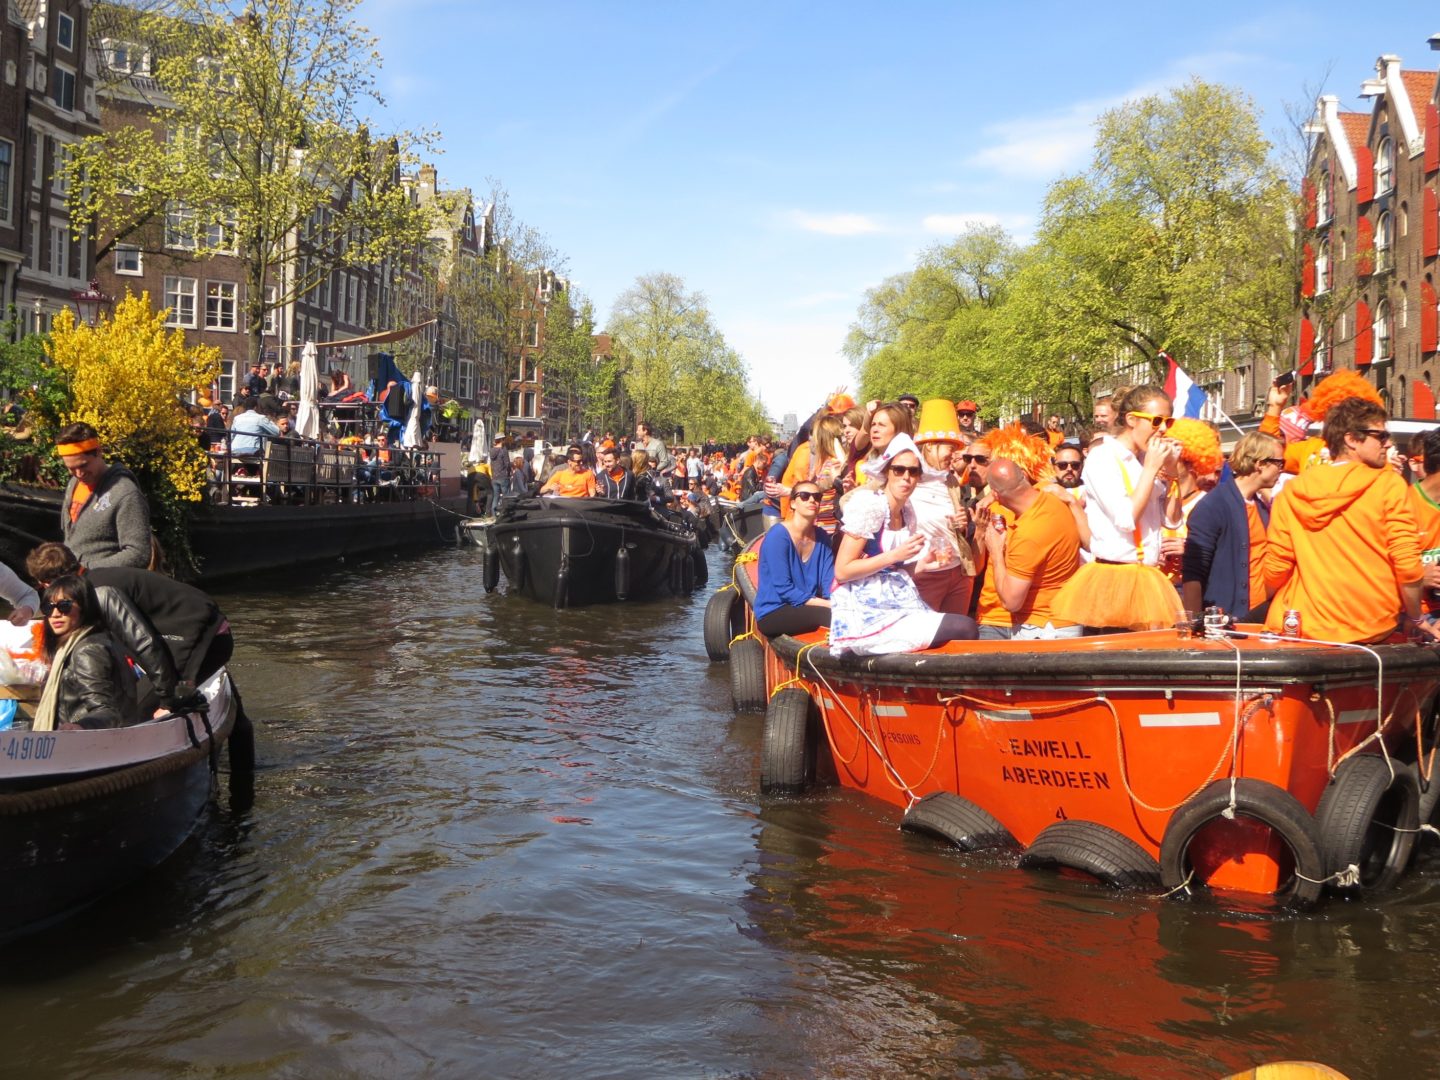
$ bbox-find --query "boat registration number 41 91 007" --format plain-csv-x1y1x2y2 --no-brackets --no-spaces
2,733,57,761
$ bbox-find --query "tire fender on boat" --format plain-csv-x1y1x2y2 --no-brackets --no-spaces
1019,821,1161,890
691,545,708,588
1158,778,1326,908
510,535,527,591
614,544,631,600
729,637,767,713
901,792,1016,852
1313,754,1420,895
761,687,819,795
482,543,500,593
680,548,696,595
703,589,743,663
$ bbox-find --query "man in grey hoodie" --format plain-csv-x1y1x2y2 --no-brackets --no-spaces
55,422,152,569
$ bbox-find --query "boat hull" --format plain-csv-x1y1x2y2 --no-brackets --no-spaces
489,497,701,607
0,674,237,939
718,499,768,552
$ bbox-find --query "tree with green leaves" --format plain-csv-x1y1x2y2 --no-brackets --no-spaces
67,0,438,365
540,291,607,439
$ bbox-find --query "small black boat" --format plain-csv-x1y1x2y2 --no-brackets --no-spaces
484,496,705,607
717,498,768,552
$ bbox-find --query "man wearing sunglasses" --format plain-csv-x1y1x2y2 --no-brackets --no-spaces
1052,446,1084,490
1264,397,1433,643
540,445,599,499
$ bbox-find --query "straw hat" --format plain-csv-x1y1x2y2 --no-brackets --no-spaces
914,398,962,444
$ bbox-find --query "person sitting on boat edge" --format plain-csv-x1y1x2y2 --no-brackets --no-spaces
55,422,154,571
1407,428,1440,623
26,543,232,707
541,445,599,499
595,443,634,499
829,434,978,656
754,480,835,637
30,575,142,731
1180,431,1283,623
981,459,1082,639
1264,396,1435,643
0,559,39,625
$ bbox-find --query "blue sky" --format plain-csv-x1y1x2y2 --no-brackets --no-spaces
360,1,1439,422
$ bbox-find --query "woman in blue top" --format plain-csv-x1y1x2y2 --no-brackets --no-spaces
754,480,835,637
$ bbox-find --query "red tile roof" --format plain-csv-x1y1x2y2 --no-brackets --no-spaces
1401,69,1437,119
1338,112,1371,151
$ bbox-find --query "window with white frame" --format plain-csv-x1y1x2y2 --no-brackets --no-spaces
165,202,197,249
103,40,150,74
51,65,75,112
205,280,237,331
459,359,474,399
0,139,12,225
217,359,235,398
1377,211,1394,273
164,276,197,327
204,209,236,253
56,13,74,51
1376,137,1395,196
261,285,277,335
1375,299,1392,361
50,141,69,195
114,245,142,275
1315,242,1329,294
1314,323,1329,374
357,279,367,327
49,224,67,278
1317,169,1331,224
28,130,39,189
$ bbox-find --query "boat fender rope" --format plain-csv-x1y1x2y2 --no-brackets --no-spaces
770,642,822,698
806,651,866,770
183,713,200,750
1295,862,1362,888
1223,776,1238,820
1158,869,1194,899
1371,821,1440,838
801,655,919,802
199,709,218,777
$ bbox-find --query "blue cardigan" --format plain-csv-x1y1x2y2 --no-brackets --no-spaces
754,526,835,621
1181,479,1269,617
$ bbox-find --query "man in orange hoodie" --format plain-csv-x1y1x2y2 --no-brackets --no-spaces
1264,397,1428,643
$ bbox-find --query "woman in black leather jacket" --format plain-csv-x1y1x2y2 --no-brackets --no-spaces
33,575,141,731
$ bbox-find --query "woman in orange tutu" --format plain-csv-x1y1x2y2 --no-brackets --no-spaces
1052,384,1185,631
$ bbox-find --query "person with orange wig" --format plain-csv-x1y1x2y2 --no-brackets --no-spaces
1158,418,1223,582
1261,369,1382,476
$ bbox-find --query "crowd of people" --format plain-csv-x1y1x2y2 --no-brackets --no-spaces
749,372,1439,657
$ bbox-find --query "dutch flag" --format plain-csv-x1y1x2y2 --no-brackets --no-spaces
1161,352,1207,420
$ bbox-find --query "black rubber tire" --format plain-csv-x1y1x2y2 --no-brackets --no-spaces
1314,755,1420,895
482,544,500,593
729,638,767,713
614,546,631,600
691,546,709,588
1019,821,1161,890
901,792,1016,852
1159,778,1326,908
1415,757,1440,841
760,688,817,795
704,589,743,663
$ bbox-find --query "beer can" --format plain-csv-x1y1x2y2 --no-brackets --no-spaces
1282,609,1302,638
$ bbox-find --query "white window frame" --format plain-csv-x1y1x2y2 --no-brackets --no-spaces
1316,169,1331,225
204,209,237,254
1377,211,1394,273
204,280,238,332
56,13,74,52
347,275,358,325
1376,137,1395,196
51,64,76,112
50,140,69,196
164,275,197,328
458,359,475,399
49,222,68,279
259,285,277,336
114,244,142,275
1314,242,1329,295
1375,299,1392,361
165,202,197,250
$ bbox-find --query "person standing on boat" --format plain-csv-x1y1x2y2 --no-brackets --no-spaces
595,444,634,499
829,434,979,655
541,446,598,498
1180,431,1283,622
908,399,976,615
27,543,232,705
1407,429,1440,621
1264,397,1431,643
982,459,1082,639
1158,419,1223,585
1050,385,1184,632
635,421,672,476
31,575,141,731
487,434,512,515
0,559,39,624
55,423,153,570
754,480,835,637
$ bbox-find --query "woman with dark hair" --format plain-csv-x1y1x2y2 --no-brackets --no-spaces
754,480,834,637
31,575,141,731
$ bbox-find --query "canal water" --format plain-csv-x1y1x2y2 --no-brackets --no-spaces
3,543,1440,1078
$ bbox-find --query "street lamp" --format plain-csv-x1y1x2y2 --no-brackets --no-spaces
70,279,113,326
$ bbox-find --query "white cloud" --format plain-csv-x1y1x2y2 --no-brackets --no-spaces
786,211,887,236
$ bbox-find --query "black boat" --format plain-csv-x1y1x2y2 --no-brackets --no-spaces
0,671,238,941
717,498,768,552
483,496,705,607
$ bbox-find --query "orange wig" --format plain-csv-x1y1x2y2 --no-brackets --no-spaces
1167,418,1223,476
979,423,1051,484
1306,370,1382,421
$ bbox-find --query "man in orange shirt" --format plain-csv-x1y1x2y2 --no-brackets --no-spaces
541,445,599,499
982,459,1082,639
1265,397,1429,643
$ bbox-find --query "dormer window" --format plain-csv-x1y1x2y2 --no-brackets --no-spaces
1376,136,1395,196
104,40,150,74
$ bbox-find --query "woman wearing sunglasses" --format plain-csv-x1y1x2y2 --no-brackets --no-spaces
1052,384,1184,631
31,575,141,732
753,481,835,637
829,435,977,655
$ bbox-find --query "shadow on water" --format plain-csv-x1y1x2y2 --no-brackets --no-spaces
2,543,1438,1077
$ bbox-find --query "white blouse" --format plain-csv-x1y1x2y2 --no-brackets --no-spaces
1080,437,1166,565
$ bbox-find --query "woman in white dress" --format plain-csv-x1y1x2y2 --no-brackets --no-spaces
829,434,978,655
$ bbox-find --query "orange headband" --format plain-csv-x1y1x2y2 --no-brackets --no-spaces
56,438,101,456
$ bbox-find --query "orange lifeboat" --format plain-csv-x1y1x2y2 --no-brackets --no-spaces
719,548,1440,909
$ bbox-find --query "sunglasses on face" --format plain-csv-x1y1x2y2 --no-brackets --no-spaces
1259,457,1285,467
960,454,990,464
1053,459,1081,470
791,490,821,502
887,464,923,478
1129,411,1176,431
1357,428,1391,445
41,599,76,616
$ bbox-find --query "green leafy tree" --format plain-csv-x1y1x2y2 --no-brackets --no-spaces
68,0,437,365
540,291,603,438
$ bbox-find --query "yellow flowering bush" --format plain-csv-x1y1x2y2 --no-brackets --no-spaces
47,294,221,503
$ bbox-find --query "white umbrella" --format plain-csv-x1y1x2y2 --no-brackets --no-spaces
401,368,423,448
467,417,486,463
295,341,320,440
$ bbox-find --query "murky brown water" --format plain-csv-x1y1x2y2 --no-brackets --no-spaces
3,543,1440,1078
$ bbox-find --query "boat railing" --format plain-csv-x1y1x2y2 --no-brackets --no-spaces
206,429,440,507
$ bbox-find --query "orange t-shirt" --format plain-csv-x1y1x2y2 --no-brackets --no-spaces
542,469,598,498
1004,490,1081,628
975,501,1017,628
1408,483,1440,614
1245,500,1266,611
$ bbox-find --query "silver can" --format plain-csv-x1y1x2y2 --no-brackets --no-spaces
1281,609,1302,639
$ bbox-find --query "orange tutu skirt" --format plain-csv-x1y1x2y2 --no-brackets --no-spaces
1050,562,1184,631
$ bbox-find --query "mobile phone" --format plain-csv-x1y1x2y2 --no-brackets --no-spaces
1273,370,1296,388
